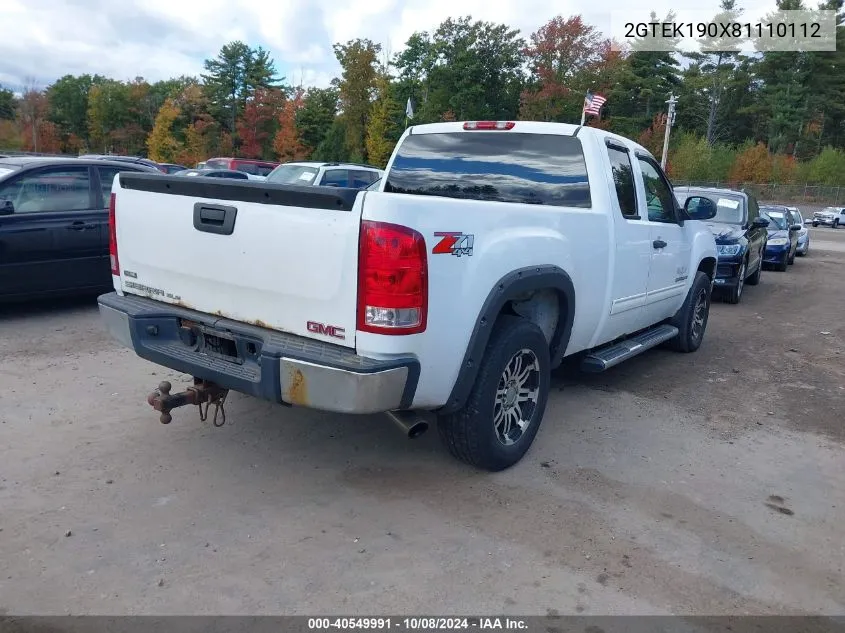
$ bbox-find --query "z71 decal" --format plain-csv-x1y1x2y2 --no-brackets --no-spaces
433,232,474,257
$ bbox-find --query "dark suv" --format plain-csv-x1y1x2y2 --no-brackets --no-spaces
674,187,769,304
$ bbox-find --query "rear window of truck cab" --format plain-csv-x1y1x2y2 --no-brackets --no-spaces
385,132,591,208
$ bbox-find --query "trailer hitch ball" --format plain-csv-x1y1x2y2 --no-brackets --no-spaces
147,381,175,424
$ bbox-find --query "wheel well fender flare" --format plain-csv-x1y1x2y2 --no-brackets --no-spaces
438,265,576,415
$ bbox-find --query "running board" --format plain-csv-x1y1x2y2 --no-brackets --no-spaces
580,324,679,373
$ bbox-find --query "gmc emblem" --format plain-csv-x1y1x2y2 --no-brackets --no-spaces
307,321,346,340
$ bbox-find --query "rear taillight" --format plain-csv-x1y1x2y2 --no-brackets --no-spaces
357,221,428,335
463,121,515,130
108,193,119,275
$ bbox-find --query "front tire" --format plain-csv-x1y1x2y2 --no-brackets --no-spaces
437,316,550,471
667,271,711,353
812,222,819,227
776,253,788,272
746,256,762,285
725,260,746,304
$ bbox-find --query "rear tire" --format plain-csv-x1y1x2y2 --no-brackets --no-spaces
437,316,550,471
666,271,711,353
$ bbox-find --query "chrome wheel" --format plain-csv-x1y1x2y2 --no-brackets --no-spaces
691,288,708,341
494,349,540,446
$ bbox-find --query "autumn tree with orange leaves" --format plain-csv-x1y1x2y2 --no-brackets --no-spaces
18,88,61,153
236,87,285,159
519,16,614,123
273,88,308,162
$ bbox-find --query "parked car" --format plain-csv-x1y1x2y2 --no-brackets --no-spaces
265,161,384,189
157,163,188,174
812,206,845,228
674,186,768,304
204,157,279,177
760,206,801,271
78,154,160,170
173,168,251,180
98,120,719,471
787,207,810,255
0,156,159,301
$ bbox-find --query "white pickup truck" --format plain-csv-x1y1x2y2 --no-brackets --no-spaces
98,120,718,471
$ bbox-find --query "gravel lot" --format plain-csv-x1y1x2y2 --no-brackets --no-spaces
1,228,843,616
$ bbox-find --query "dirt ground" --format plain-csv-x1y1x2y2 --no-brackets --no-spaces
0,228,843,616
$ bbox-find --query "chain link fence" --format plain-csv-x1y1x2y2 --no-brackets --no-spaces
675,181,844,206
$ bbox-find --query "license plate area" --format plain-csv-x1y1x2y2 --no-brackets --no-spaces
178,318,248,365
200,329,239,362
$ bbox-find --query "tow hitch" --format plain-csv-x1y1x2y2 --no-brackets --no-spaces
146,379,229,427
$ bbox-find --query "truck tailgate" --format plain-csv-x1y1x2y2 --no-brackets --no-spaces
113,174,362,348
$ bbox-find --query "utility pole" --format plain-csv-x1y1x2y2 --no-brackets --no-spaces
661,93,677,170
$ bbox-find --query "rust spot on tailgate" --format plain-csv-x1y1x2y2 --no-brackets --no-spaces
286,368,308,406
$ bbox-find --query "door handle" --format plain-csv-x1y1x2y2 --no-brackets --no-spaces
193,203,237,235
653,239,667,249
67,221,96,231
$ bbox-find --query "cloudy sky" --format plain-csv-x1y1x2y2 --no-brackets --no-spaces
0,0,777,92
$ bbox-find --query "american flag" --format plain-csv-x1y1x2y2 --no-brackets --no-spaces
583,91,607,116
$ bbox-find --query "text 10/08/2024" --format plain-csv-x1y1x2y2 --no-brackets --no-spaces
308,618,529,631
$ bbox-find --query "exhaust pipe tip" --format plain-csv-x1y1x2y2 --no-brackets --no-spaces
407,421,429,439
387,410,429,440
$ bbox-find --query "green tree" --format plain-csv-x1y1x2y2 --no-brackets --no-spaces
0,85,18,120
609,11,680,135
681,0,745,145
296,87,338,153
87,79,132,153
800,0,845,154
392,32,439,122
202,41,280,135
313,119,349,162
366,67,403,168
803,146,845,184
750,0,812,154
333,38,381,161
46,74,104,150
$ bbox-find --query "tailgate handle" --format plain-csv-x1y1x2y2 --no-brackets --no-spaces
193,203,237,235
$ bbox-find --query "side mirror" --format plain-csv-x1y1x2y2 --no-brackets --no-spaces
789,224,802,232
752,217,770,229
684,195,717,221
0,199,13,215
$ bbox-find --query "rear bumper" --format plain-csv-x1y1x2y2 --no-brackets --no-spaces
98,292,419,414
